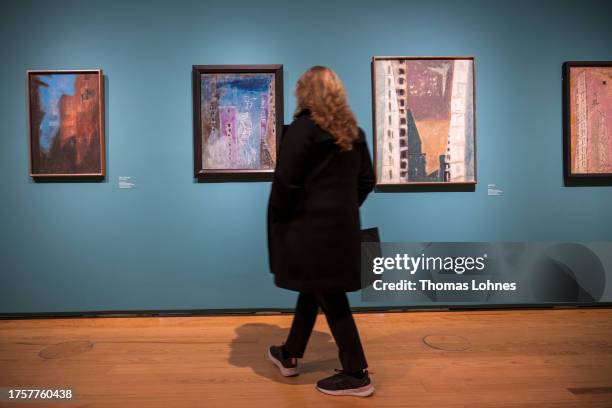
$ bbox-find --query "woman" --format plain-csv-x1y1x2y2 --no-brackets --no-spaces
266,66,375,397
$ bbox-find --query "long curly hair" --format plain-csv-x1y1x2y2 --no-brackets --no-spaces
294,66,359,151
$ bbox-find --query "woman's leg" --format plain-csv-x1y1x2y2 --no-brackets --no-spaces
316,292,368,373
283,292,319,358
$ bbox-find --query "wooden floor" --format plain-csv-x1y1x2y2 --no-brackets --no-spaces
1,308,612,407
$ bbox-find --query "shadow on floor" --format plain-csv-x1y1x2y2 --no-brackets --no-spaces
228,323,341,385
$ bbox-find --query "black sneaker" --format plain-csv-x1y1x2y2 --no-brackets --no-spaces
316,369,374,397
267,345,298,377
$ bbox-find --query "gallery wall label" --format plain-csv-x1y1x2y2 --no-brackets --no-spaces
487,184,503,196
118,176,135,189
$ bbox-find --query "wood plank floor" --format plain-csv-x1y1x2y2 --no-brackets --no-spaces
1,309,612,407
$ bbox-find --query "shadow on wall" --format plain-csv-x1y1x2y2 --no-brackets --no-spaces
228,323,341,385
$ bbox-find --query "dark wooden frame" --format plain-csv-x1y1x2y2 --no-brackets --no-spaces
371,56,477,191
563,61,612,186
192,64,283,182
27,69,105,179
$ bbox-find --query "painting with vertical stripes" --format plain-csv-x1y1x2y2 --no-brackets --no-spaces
564,62,612,180
372,57,476,186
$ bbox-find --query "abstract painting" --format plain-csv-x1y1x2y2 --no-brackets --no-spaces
27,70,105,178
564,62,612,180
372,57,476,187
193,65,283,181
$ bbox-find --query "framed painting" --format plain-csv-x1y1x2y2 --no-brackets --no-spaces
563,61,612,183
371,57,476,189
27,69,105,178
192,64,283,181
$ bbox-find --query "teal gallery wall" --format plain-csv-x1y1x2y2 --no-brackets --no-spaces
1,0,611,314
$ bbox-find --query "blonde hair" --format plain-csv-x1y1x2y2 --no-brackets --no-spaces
294,66,359,151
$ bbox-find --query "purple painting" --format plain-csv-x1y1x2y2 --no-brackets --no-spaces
200,73,276,170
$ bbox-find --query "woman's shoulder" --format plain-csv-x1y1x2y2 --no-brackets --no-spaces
294,108,312,119
355,127,367,145
280,112,318,146
286,109,368,146
290,109,317,129
289,110,332,143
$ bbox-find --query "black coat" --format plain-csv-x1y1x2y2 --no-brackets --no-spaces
267,110,375,293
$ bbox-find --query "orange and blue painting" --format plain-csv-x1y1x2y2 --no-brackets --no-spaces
373,57,475,185
200,73,276,170
569,66,612,176
28,71,104,177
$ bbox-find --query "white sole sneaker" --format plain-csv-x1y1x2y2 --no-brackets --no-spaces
316,383,375,397
267,348,298,377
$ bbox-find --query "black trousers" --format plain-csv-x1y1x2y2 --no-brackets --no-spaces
283,291,368,373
